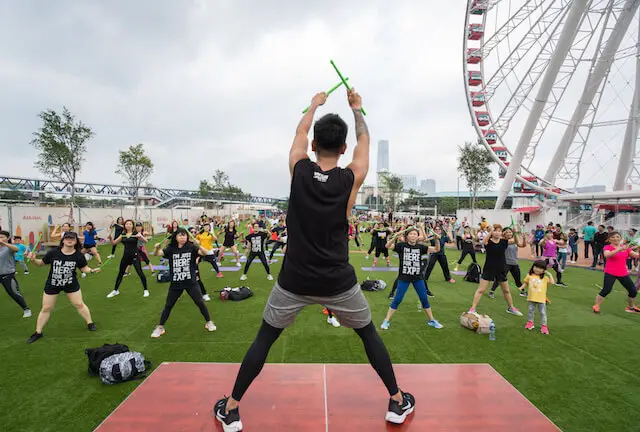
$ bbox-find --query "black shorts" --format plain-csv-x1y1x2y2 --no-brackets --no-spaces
44,283,81,295
481,266,508,283
83,244,97,250
223,241,235,248
375,247,389,258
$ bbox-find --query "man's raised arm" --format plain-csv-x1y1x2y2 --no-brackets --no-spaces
346,89,369,186
289,92,328,176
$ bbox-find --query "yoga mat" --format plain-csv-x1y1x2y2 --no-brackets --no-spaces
218,266,242,272
361,267,399,272
143,265,169,271
452,271,467,276
236,256,279,263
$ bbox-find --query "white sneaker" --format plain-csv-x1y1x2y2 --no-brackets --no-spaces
236,262,241,267
203,294,211,301
106,290,119,298
81,273,87,279
23,309,32,318
267,274,273,281
143,290,150,298
365,255,369,260
151,326,165,338
205,321,217,332
327,316,341,327
107,255,115,259
240,274,247,281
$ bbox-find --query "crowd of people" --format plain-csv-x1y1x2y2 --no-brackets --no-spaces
1,88,639,431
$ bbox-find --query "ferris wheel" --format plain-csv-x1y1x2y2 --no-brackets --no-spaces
463,0,640,209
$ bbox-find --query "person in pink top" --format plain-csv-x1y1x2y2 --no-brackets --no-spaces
593,231,640,314
539,231,566,287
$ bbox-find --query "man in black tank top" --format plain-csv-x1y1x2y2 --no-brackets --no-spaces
215,90,414,431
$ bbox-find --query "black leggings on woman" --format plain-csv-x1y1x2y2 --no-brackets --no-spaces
457,249,477,265
269,241,285,260
244,252,270,275
114,255,148,292
0,273,28,310
491,264,522,291
230,320,398,402
599,273,638,298
201,254,220,273
160,284,210,325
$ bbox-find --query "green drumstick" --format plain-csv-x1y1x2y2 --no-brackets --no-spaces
98,256,113,270
329,60,367,115
27,233,42,263
302,78,350,113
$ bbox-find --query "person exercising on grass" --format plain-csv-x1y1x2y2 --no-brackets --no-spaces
214,90,414,432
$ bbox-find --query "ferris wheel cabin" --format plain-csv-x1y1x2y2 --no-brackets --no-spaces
470,0,488,15
468,71,482,86
492,147,508,161
467,24,484,40
498,162,510,179
483,129,496,144
475,111,489,126
467,49,482,64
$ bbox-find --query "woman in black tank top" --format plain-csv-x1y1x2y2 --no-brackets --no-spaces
217,220,241,267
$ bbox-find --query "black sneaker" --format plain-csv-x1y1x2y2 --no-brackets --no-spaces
214,397,243,432
388,292,396,300
27,332,43,344
88,322,97,331
385,391,415,424
427,289,435,297
556,282,567,287
488,291,495,299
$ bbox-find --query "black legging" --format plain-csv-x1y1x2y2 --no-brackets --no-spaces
244,252,270,275
491,264,522,291
114,254,148,292
201,254,220,273
456,236,463,250
353,235,361,247
599,273,638,298
457,249,477,265
159,284,210,325
544,257,563,284
0,273,28,310
231,320,398,401
269,242,285,260
367,235,376,255
424,254,451,281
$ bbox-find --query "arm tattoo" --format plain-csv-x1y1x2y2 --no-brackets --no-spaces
353,109,369,138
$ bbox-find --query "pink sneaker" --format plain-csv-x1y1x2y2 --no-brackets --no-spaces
541,325,549,335
217,272,223,278
525,321,534,330
448,279,456,283
468,307,476,314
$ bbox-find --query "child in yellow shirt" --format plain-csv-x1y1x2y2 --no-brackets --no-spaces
520,260,554,335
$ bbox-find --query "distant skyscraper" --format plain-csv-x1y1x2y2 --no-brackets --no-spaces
399,175,418,191
377,140,389,173
420,179,436,195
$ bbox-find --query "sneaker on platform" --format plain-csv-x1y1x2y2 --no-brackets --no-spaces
385,391,415,424
214,397,243,432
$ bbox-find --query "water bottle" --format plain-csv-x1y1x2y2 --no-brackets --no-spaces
489,321,496,341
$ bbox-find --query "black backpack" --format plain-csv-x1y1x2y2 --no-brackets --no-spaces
156,270,170,283
228,286,253,301
85,343,130,376
464,263,482,283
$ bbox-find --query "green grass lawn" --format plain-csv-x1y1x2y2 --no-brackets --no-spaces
1,239,639,431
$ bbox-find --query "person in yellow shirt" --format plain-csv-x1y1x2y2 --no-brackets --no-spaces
196,225,223,279
520,260,554,335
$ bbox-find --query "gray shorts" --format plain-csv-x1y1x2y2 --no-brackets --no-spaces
263,282,372,329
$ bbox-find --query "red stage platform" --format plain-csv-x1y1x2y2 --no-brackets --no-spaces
95,362,560,432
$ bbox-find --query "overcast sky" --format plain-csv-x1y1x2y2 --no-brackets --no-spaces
0,1,634,198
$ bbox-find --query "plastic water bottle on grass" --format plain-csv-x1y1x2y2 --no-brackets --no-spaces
489,321,496,341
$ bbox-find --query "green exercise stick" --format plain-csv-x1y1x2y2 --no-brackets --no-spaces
302,78,350,113
27,233,42,263
329,60,367,115
98,257,113,270
180,223,197,242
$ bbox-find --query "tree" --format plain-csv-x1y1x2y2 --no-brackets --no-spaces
199,170,250,202
116,143,154,219
275,199,289,211
380,173,404,212
30,107,94,206
457,141,495,211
